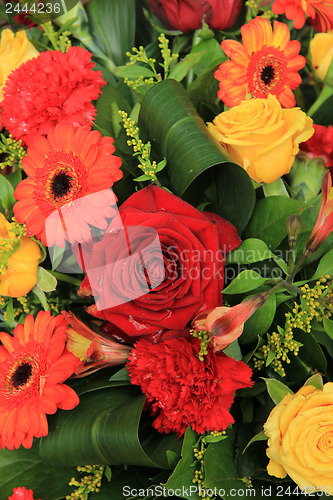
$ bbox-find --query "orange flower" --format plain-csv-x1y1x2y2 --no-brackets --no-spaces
215,17,305,108
13,123,123,248
272,0,333,32
0,214,41,298
63,312,131,377
193,294,269,350
306,171,333,253
0,311,80,450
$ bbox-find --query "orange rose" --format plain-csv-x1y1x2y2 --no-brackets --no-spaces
0,214,41,297
0,29,39,101
264,382,333,492
310,30,333,82
207,94,314,184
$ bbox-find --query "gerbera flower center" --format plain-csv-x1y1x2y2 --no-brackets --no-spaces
247,46,287,99
51,172,73,199
11,362,33,388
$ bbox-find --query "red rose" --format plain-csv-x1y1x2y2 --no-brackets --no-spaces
300,124,333,169
80,186,240,339
147,0,242,33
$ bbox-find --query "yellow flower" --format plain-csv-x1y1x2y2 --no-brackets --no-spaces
0,214,41,297
310,31,333,82
207,94,314,184
264,383,333,492
0,29,39,101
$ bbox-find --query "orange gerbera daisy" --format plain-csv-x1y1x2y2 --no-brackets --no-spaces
272,0,333,32
0,311,80,450
13,123,122,248
215,17,306,108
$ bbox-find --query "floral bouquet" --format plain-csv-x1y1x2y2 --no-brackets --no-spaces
1,0,333,499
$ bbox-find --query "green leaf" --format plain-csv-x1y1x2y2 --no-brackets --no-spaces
204,428,250,494
226,238,288,275
244,197,303,250
32,286,49,311
262,378,293,404
263,178,290,197
163,427,200,500
94,83,131,138
86,0,136,66
266,349,276,367
114,65,156,79
36,268,57,292
40,387,181,469
241,294,276,345
323,316,333,339
168,52,203,82
312,248,333,280
5,298,14,327
0,174,15,210
293,329,327,371
243,430,268,453
0,441,75,500
223,340,242,361
109,366,131,385
304,374,324,390
223,270,266,294
203,434,228,444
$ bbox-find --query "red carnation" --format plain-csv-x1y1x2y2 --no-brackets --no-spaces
126,336,253,436
9,487,40,500
300,124,333,169
1,46,105,144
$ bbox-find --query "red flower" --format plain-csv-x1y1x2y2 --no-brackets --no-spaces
300,124,333,169
1,46,105,144
13,123,122,247
306,171,333,254
126,336,253,436
147,0,242,32
272,0,333,31
79,185,241,340
63,312,131,377
0,311,80,450
8,487,40,500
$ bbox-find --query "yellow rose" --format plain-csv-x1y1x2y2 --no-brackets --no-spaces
0,214,41,297
207,94,314,184
310,31,333,82
0,29,39,101
264,383,333,493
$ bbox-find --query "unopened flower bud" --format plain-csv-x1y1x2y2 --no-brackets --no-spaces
287,214,302,248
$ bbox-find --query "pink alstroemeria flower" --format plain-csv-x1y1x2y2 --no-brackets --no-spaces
306,171,333,254
63,312,132,377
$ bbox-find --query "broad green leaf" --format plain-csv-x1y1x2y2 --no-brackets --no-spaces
323,316,333,339
40,387,181,469
114,65,156,79
304,374,324,390
0,174,15,210
191,38,225,76
187,63,222,112
168,52,203,82
244,197,303,250
86,0,136,66
223,270,266,294
223,340,242,361
293,330,327,371
263,178,290,197
0,441,75,500
94,83,131,138
204,428,249,494
240,294,276,345
263,378,293,404
204,434,228,444
163,427,200,500
227,239,288,274
36,268,57,292
312,248,333,280
32,285,49,311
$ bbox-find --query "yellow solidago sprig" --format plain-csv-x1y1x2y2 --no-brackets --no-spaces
123,33,178,90
0,134,26,170
254,276,333,376
67,465,108,500
119,110,166,185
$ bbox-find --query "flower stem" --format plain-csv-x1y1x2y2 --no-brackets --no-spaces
307,84,333,117
48,270,82,287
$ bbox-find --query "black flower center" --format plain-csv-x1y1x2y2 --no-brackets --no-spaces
11,362,33,388
261,65,275,85
51,172,73,199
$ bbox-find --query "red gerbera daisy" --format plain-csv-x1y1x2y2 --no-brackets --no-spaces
1,45,105,144
272,0,333,31
126,336,253,436
9,487,40,500
0,311,80,450
215,17,306,108
13,123,123,247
